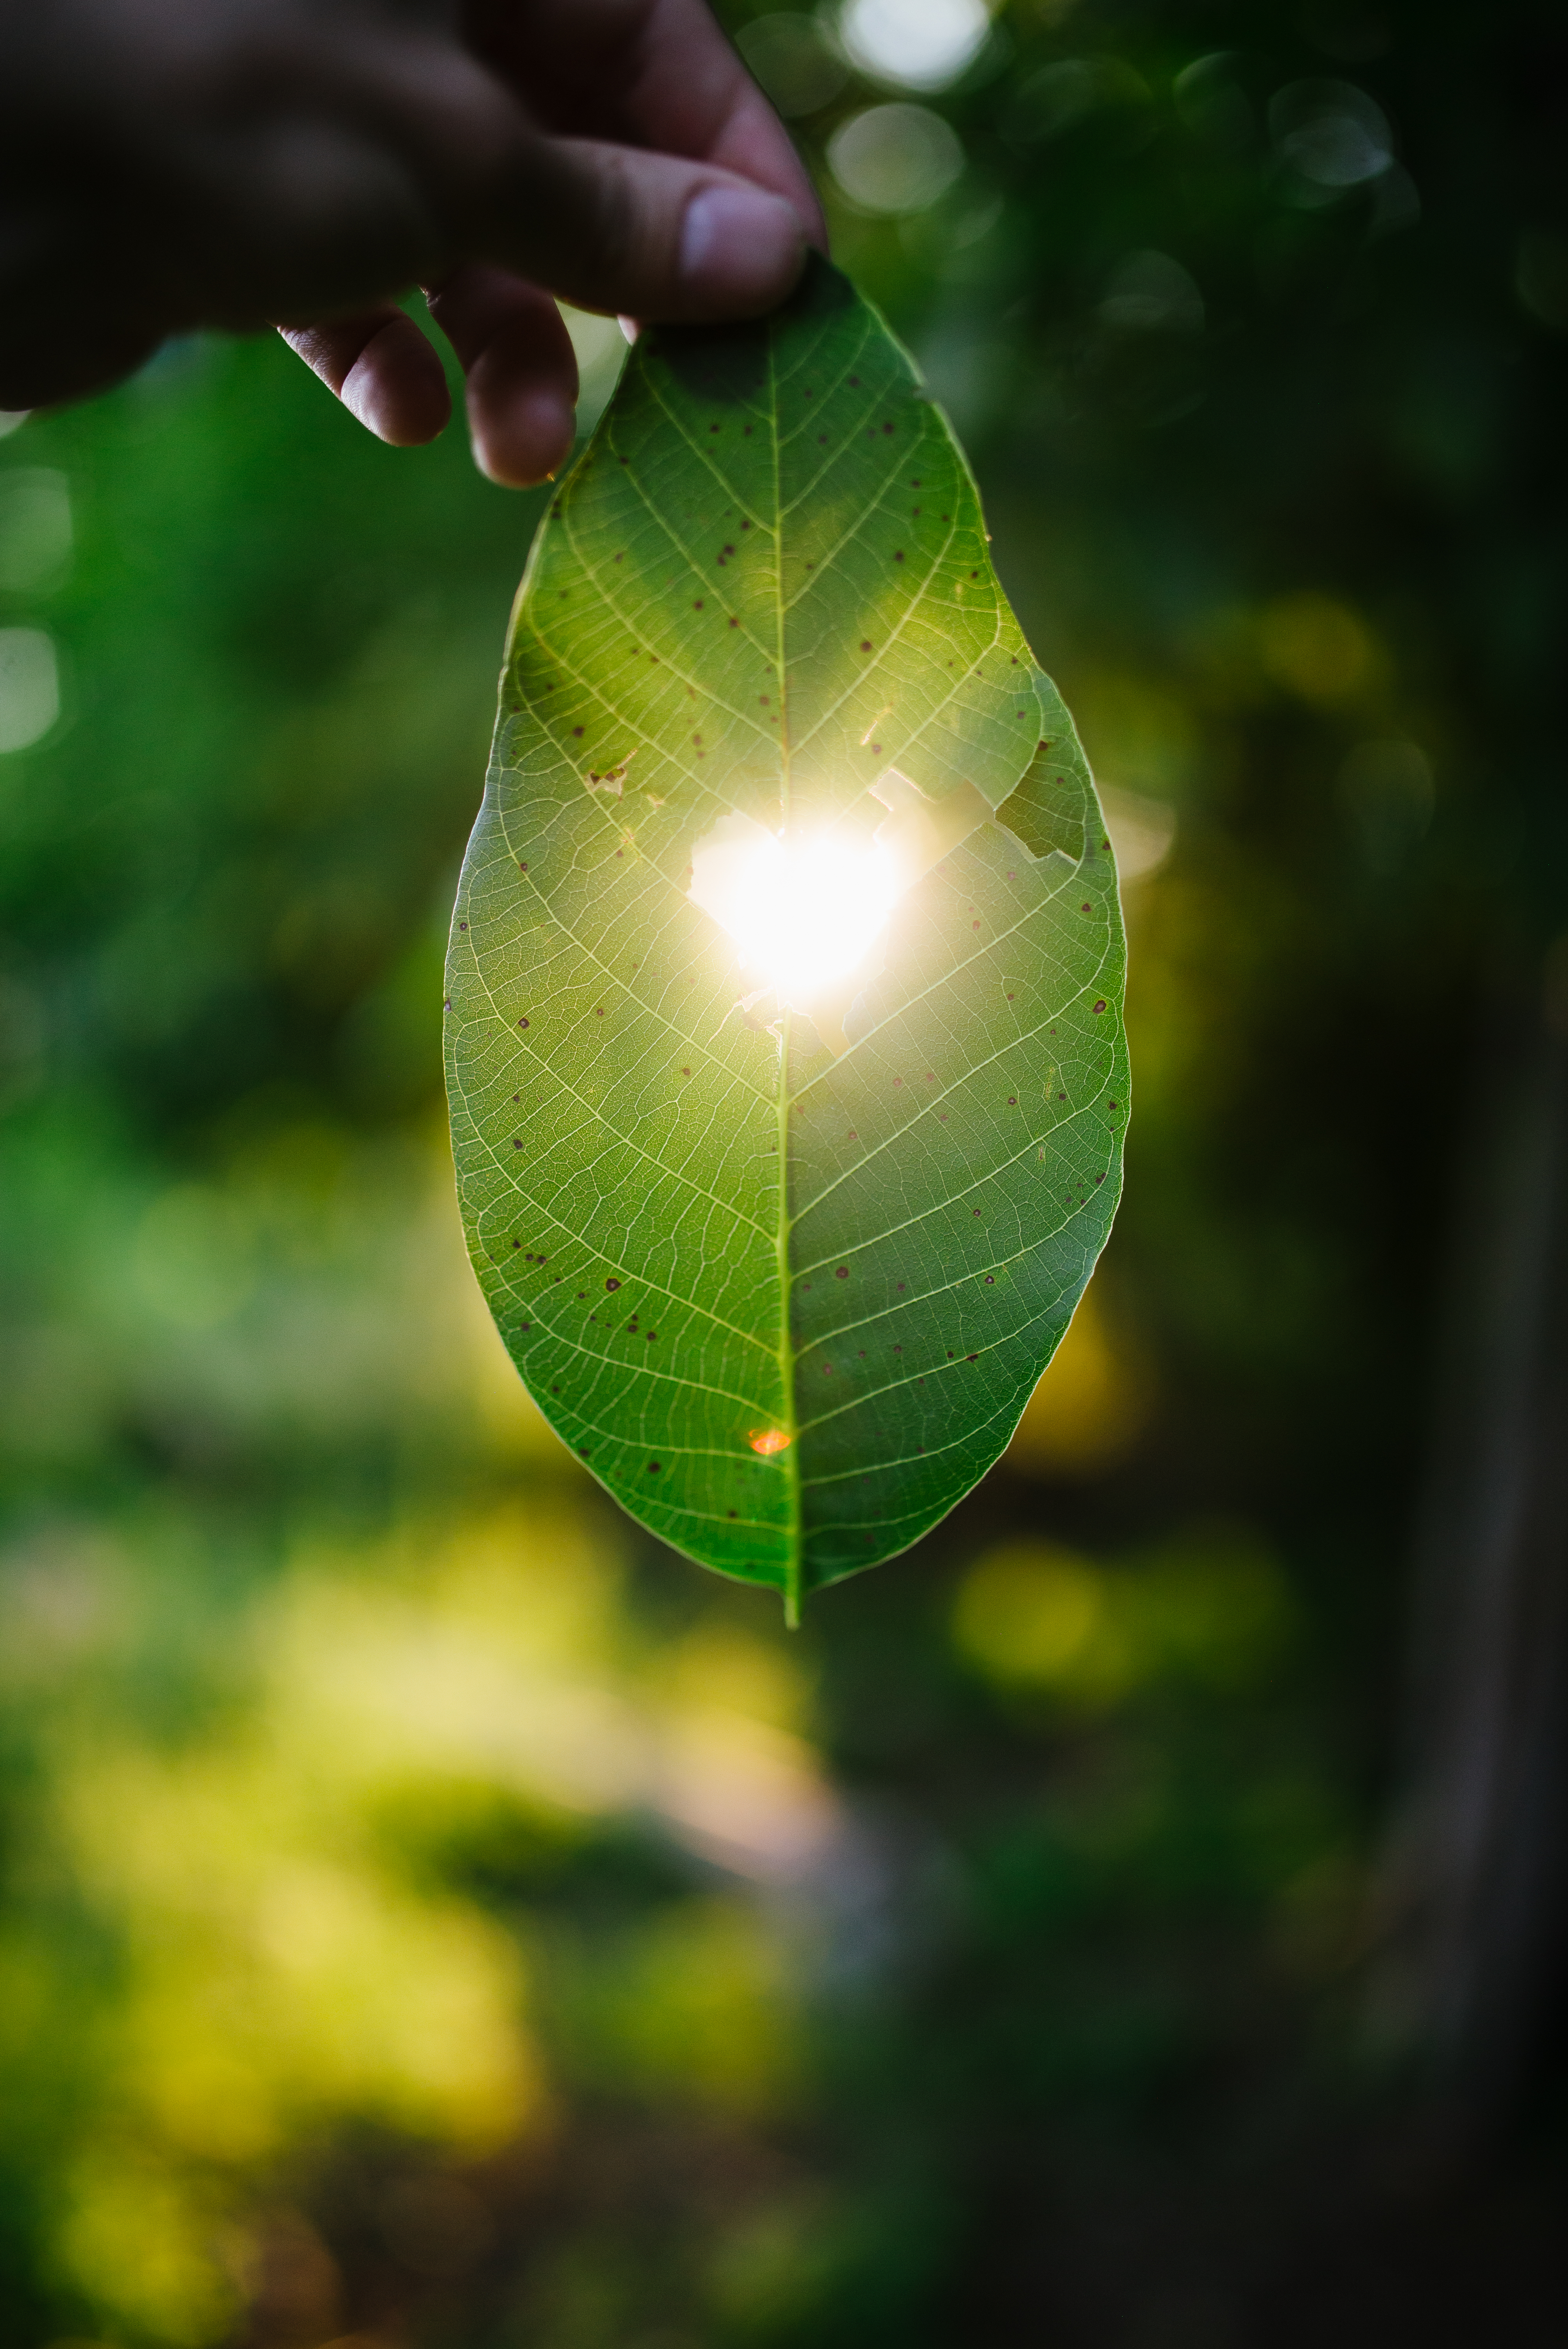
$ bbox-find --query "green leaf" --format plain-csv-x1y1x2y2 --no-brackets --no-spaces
446,257,1127,1620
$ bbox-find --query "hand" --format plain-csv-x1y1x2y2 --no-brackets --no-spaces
0,0,825,483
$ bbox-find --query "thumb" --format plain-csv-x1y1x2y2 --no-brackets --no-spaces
478,134,811,323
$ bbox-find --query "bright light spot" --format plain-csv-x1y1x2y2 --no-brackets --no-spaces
1099,784,1176,885
1269,79,1392,187
660,1708,839,1882
839,0,991,93
0,627,59,754
689,814,901,1013
828,102,965,215
748,1429,793,1456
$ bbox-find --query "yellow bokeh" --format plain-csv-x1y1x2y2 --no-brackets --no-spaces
1257,593,1383,704
61,1734,538,2168
457,1251,567,1461
1007,1276,1154,1474
954,1543,1107,1683
35,1493,826,2340
953,1528,1297,1709
652,1622,812,1735
55,2153,243,2347
549,1896,802,2118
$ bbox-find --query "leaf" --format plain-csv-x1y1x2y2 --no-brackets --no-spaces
446,257,1127,1620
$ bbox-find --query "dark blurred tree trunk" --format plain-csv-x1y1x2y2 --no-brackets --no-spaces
1376,941,1568,2131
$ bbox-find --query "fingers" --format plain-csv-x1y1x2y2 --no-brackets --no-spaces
263,1,815,477
253,4,821,330
278,271,577,487
610,0,828,248
479,136,809,323
702,86,829,255
278,307,451,445
425,266,578,487
467,0,827,248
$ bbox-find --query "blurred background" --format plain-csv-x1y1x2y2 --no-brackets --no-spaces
3,1,1568,2342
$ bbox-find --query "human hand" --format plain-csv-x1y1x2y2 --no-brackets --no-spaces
0,0,825,483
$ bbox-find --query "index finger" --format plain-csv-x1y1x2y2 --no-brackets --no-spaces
466,0,827,246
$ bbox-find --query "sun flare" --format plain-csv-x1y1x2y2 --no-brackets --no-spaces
688,814,902,1014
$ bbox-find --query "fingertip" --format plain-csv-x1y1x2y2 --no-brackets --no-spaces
470,386,576,488
677,184,807,316
340,315,452,446
427,268,580,488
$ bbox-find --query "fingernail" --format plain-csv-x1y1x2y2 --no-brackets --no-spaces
679,185,805,311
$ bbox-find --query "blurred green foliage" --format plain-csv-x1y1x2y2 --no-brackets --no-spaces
2,1,1566,2342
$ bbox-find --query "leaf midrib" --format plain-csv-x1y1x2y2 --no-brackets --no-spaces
768,320,805,1625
